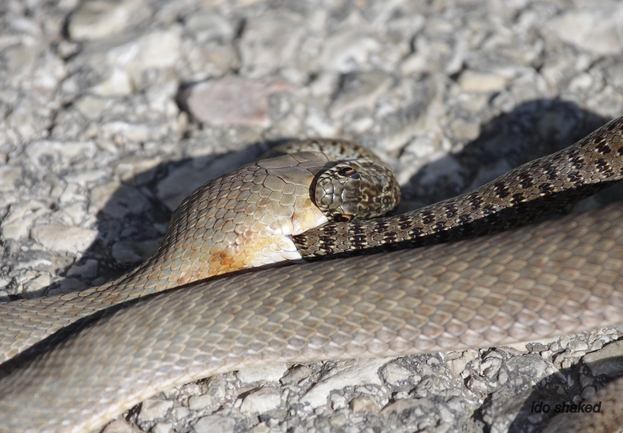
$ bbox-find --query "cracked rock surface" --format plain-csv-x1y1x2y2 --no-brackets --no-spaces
1,0,623,432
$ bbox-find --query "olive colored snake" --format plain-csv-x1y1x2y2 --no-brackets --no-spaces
2,116,623,432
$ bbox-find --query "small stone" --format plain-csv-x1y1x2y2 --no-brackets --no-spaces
237,364,288,383
449,117,480,141
301,358,389,408
114,156,162,185
179,76,290,126
31,224,98,254
152,423,173,433
238,15,306,75
320,29,381,72
350,395,379,413
89,67,133,96
1,201,45,241
101,420,135,433
544,4,623,55
330,393,347,410
239,388,281,414
173,407,189,421
381,398,432,416
73,95,113,119
137,397,173,423
457,70,508,93
280,365,313,385
23,273,52,293
250,424,270,433
330,71,393,118
381,363,413,386
188,394,215,411
186,11,235,43
583,341,623,377
329,413,346,427
446,350,479,377
0,166,23,192
68,0,151,41
194,414,235,433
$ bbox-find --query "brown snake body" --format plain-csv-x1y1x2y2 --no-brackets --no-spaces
1,116,623,432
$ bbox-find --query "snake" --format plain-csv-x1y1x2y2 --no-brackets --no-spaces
1,116,623,432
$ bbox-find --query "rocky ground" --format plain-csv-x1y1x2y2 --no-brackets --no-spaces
2,0,623,432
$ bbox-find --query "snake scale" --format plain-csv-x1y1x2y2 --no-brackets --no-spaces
2,116,623,432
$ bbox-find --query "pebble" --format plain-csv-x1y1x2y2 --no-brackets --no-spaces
239,15,306,76
179,76,289,126
544,4,623,55
194,414,236,433
350,395,379,413
137,397,173,423
301,358,389,408
101,420,136,433
237,364,288,383
239,388,282,414
188,394,215,411
583,340,623,377
31,224,98,254
380,362,413,386
457,70,509,93
68,0,151,41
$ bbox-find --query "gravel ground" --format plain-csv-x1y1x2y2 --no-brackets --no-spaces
2,0,623,432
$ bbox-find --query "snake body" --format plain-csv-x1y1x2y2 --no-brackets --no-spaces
2,117,623,432
0,146,398,363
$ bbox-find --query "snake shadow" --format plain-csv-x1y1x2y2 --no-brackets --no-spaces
399,99,621,208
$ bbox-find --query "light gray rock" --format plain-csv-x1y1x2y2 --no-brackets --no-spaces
239,388,281,414
237,364,288,384
544,3,623,55
185,11,235,43
137,397,173,423
583,340,623,377
238,15,306,76
101,420,136,433
31,224,98,254
301,358,389,408
457,70,509,93
179,76,291,126
68,0,152,41
193,414,236,433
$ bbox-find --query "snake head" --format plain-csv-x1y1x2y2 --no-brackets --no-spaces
313,159,401,222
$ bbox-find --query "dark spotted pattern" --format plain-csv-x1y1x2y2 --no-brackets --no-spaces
295,116,623,258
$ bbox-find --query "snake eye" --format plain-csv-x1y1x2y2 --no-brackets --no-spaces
335,214,354,222
338,166,360,179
